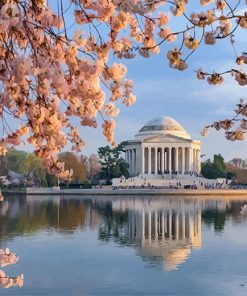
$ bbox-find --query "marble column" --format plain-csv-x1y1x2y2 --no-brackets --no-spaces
182,148,185,174
168,148,171,172
154,148,157,174
196,149,198,173
132,149,135,175
148,148,151,174
169,147,172,173
175,148,178,173
183,148,186,173
188,147,191,173
161,147,164,174
194,149,196,172
129,150,132,174
165,149,168,171
141,148,145,174
194,149,197,172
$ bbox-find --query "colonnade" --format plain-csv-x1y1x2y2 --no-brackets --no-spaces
125,146,201,175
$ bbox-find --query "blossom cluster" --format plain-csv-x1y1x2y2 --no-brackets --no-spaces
0,248,19,268
0,248,23,289
0,271,24,289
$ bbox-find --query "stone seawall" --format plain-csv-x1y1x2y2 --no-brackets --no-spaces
20,188,247,196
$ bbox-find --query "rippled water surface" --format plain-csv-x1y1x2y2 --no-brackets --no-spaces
1,195,247,295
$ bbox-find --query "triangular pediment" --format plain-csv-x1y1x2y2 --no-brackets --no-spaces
142,134,192,143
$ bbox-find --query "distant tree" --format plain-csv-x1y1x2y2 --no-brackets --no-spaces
226,172,237,181
98,141,129,181
0,156,8,176
113,158,129,178
45,173,58,187
80,155,89,167
87,154,101,180
225,158,247,184
4,150,28,174
59,152,87,183
79,154,99,180
213,154,225,172
228,158,247,170
22,154,47,187
201,156,226,179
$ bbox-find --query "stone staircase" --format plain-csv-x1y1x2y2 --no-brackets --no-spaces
113,174,225,189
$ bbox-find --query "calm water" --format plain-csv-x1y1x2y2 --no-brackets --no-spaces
1,195,247,295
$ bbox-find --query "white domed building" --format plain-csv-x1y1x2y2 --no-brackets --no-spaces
125,116,201,176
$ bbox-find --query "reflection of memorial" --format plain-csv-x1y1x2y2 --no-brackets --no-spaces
113,199,202,271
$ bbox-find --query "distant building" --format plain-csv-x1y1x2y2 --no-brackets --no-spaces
125,116,201,176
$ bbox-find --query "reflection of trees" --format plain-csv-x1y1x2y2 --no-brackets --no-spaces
202,209,227,232
0,197,97,241
58,200,88,231
201,201,247,232
98,209,129,244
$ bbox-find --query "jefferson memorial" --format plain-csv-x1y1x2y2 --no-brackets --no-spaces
125,116,201,176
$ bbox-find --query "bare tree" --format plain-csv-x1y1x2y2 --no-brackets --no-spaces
228,158,247,170
80,154,101,180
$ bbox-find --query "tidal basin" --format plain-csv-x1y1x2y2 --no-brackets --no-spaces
1,195,247,296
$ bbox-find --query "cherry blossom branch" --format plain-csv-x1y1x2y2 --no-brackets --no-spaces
201,99,247,141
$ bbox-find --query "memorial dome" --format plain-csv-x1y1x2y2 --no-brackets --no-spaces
135,116,191,140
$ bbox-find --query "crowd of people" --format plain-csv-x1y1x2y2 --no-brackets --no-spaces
112,173,226,190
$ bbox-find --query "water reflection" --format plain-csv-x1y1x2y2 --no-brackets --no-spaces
109,199,202,271
0,195,247,272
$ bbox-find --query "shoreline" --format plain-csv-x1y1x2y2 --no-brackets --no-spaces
2,188,247,197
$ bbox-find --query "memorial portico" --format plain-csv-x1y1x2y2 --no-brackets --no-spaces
125,117,201,176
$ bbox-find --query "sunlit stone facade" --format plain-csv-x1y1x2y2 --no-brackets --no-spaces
125,116,201,176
